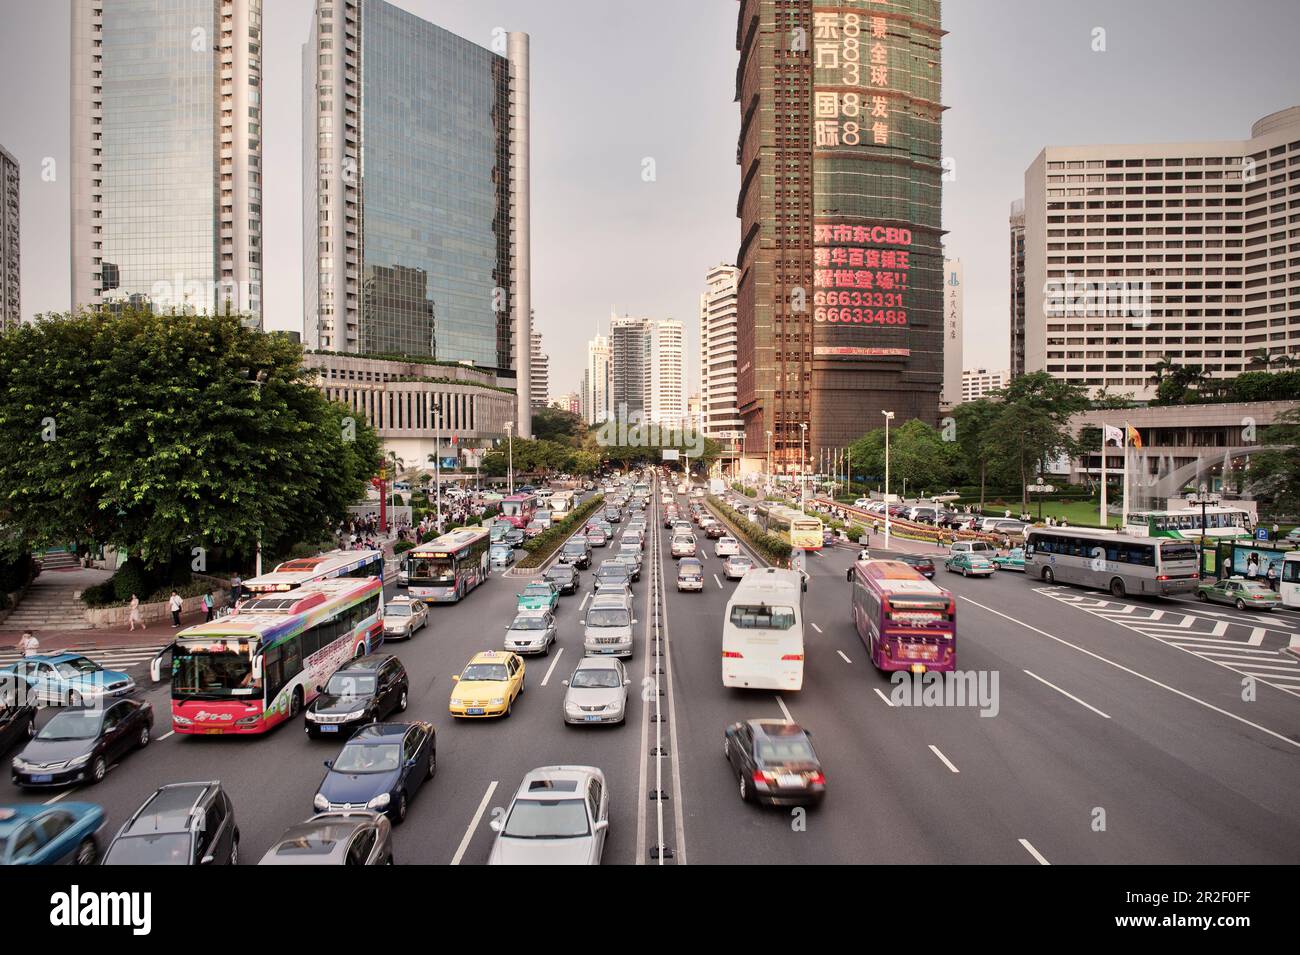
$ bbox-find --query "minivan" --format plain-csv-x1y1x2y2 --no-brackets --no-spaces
583,594,636,659
949,540,995,556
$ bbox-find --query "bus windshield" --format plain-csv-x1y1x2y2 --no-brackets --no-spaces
729,604,796,630
172,645,259,698
408,557,455,583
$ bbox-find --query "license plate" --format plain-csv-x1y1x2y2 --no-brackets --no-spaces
584,715,601,722
320,724,338,733
777,774,805,788
204,728,224,735
31,774,53,783
467,707,485,716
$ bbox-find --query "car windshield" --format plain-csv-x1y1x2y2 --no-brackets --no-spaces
587,609,630,627
332,742,401,774
104,833,192,865
757,738,817,763
563,543,586,553
679,562,702,574
37,709,104,740
386,604,411,617
461,664,508,682
502,798,590,839
324,673,376,697
544,568,569,579
596,566,626,579
55,657,101,678
729,557,752,568
570,667,621,689
511,616,549,631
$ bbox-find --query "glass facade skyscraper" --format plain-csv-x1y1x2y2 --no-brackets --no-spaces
70,0,263,322
304,1,528,386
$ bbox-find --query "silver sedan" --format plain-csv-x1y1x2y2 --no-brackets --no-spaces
505,610,557,656
562,657,630,725
489,766,609,865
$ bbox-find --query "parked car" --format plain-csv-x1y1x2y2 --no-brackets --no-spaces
488,766,609,865
543,562,580,595
12,699,153,788
945,551,995,577
314,722,437,824
103,780,239,865
991,548,1027,572
305,655,409,739
516,581,560,612
562,658,630,726
449,651,526,719
383,595,428,640
724,719,825,807
505,609,558,656
723,555,754,580
1195,576,1282,611
898,554,936,578
258,811,394,866
0,653,135,708
0,802,106,865
558,538,592,568
677,557,705,592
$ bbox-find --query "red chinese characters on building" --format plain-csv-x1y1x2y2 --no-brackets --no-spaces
812,223,911,327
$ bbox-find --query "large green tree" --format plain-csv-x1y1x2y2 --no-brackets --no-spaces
531,406,586,446
951,399,1002,510
848,418,960,498
987,372,1090,509
0,309,381,565
1245,405,1300,516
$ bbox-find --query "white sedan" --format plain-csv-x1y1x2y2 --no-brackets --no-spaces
715,536,740,558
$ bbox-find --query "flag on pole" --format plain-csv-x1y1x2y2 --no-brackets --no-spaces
1103,424,1124,446
1126,424,1142,449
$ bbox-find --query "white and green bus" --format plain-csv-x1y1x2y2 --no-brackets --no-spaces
1125,507,1252,540
1025,527,1201,598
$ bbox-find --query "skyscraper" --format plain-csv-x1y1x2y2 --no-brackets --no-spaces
735,0,944,473
0,144,18,332
650,319,686,427
581,333,611,426
700,264,743,464
1008,199,1026,379
609,314,652,421
303,1,532,434
70,0,263,322
529,326,549,410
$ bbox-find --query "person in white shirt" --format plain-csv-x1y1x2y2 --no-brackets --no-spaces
169,591,183,627
15,631,38,657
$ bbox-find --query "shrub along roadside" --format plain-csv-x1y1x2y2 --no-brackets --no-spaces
517,494,605,569
706,495,792,565
731,482,758,498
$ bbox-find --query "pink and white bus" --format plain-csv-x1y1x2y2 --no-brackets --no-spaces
242,548,384,596
154,577,383,736
498,493,538,529
850,559,956,673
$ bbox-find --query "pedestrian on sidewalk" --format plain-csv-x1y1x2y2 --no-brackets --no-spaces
202,590,215,622
231,573,242,604
128,594,145,632
169,591,183,627
15,630,38,657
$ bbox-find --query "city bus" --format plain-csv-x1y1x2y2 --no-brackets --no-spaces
722,567,805,691
849,560,956,673
155,577,383,736
549,490,575,516
1024,526,1200,597
498,493,539,529
754,502,825,551
402,527,492,603
243,548,384,596
1125,507,1253,540
1280,551,1300,609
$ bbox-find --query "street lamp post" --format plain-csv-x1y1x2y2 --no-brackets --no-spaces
505,420,514,495
765,429,773,493
882,411,895,549
799,422,808,513
1190,483,1221,576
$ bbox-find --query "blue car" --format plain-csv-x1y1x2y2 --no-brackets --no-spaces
0,654,135,707
313,722,436,825
0,803,106,865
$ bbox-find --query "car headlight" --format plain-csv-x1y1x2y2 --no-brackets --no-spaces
490,697,505,706
12,757,30,771
67,753,91,768
173,715,193,726
367,793,390,810
313,793,329,811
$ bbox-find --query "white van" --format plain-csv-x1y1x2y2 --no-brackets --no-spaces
721,567,804,691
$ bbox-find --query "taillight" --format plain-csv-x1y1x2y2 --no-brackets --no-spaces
722,650,743,659
781,654,803,661
807,771,826,785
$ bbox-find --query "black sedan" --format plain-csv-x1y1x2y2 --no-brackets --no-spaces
12,699,153,788
0,701,36,755
313,722,436,824
543,562,580,595
304,655,409,740
723,719,825,807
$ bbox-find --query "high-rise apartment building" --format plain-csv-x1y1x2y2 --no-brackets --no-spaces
70,0,263,323
961,368,1009,402
551,392,580,415
1009,199,1026,378
609,315,652,421
1015,105,1300,400
941,258,963,409
582,333,611,425
529,326,549,410
303,1,532,434
735,0,944,474
650,319,686,427
700,263,743,462
1,144,18,332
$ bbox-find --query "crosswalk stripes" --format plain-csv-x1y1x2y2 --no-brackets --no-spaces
1036,587,1300,698
0,644,169,671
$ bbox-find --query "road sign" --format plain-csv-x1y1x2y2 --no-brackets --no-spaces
1255,527,1269,542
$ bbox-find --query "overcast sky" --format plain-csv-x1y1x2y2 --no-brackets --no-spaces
2,0,1297,396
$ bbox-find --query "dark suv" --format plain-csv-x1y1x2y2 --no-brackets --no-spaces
103,780,240,865
558,538,592,569
305,655,410,740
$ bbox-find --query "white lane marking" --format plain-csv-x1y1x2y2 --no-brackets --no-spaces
962,596,1300,749
775,695,794,722
43,790,73,806
810,623,823,634
1019,838,1050,865
1021,669,1111,719
714,574,722,589
158,731,175,741
579,591,591,612
873,688,894,706
540,647,565,687
451,780,498,866
837,650,853,664
928,744,960,773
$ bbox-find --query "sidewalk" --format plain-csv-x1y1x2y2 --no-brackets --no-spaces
2,606,215,654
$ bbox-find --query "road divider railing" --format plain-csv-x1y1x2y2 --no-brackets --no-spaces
705,495,791,567
515,493,605,570
814,499,1005,548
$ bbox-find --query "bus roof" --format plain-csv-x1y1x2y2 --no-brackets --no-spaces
410,526,491,557
855,560,949,597
1027,526,1155,540
729,566,802,600
176,577,380,642
244,549,382,591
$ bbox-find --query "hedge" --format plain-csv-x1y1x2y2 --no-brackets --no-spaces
706,495,792,565
731,483,758,498
517,494,605,569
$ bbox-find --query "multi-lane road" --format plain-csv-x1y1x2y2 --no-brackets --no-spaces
5,478,1299,864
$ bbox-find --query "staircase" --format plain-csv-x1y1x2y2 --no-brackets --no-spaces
1,571,96,632
39,551,80,571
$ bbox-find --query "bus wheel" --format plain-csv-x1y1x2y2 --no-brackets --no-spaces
355,643,366,658
1109,578,1126,598
290,688,303,718
1042,567,1055,584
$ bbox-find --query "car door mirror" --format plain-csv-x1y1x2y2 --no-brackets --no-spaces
560,679,569,687
489,818,503,833
323,760,333,769
624,678,632,687
593,819,609,833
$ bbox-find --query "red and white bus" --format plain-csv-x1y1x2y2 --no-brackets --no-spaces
498,493,539,529
155,577,383,736
242,549,384,595
850,559,956,673
401,527,492,603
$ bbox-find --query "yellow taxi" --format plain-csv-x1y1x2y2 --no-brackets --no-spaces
449,651,526,718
